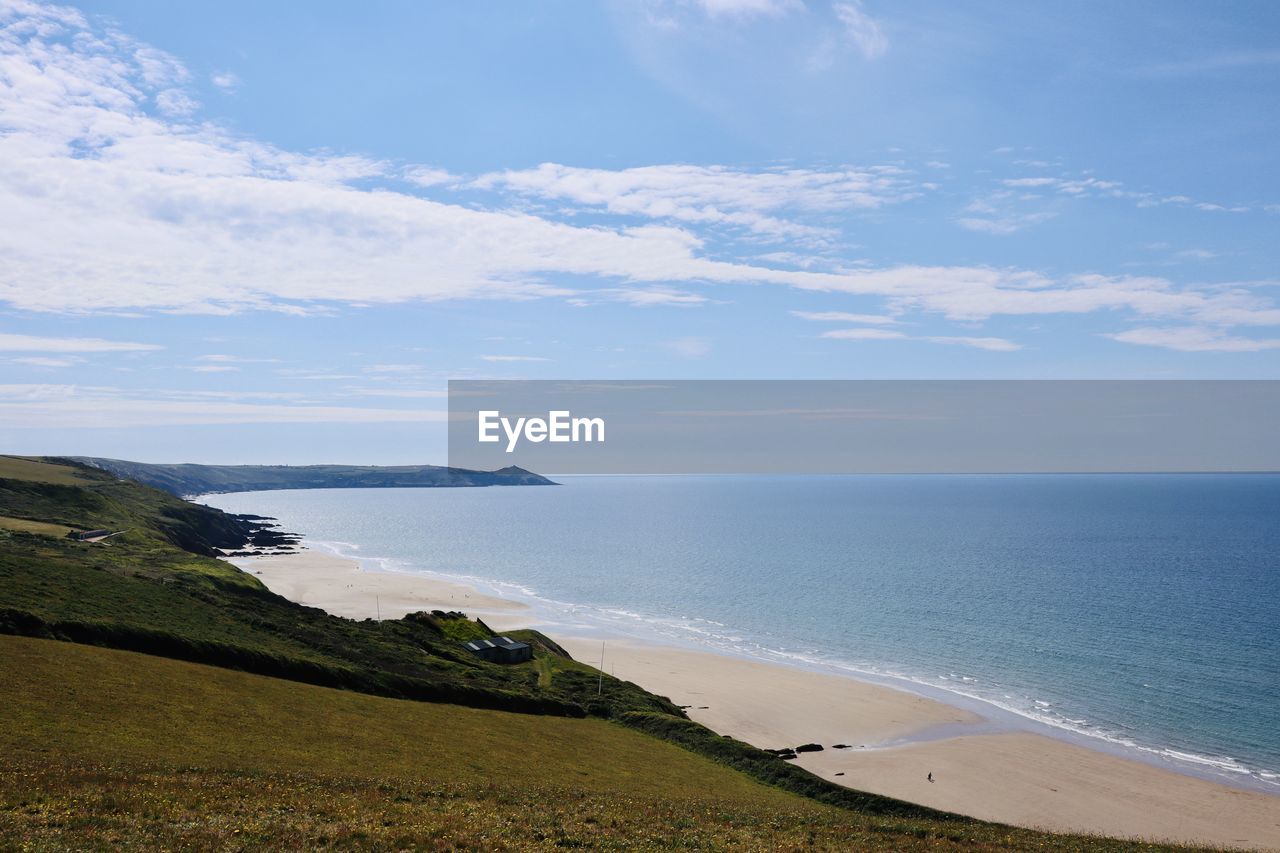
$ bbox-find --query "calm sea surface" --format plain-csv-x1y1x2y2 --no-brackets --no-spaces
205,474,1280,791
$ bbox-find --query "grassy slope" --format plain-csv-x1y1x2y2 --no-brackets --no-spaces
0,514,71,536
0,456,670,716
0,456,1185,850
0,636,1178,851
0,455,91,485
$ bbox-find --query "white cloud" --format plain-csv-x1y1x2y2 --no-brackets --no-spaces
820,327,1021,351
9,355,81,367
0,4,1276,352
0,383,446,428
341,387,448,399
1002,177,1059,188
995,173,1253,215
957,210,1057,235
1106,327,1280,353
154,88,198,116
479,355,550,362
402,166,457,187
791,310,896,324
820,327,904,341
695,0,802,19
472,162,920,241
922,335,1021,352
210,71,240,93
833,2,888,60
0,332,160,352
608,287,708,306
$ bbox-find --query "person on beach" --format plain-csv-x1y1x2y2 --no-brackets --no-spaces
927,772,933,783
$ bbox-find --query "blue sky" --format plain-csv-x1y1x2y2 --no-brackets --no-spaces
1,0,1278,462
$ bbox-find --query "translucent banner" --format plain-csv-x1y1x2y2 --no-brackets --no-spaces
448,380,1280,475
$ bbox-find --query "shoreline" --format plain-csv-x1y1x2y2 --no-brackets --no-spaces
224,544,1280,849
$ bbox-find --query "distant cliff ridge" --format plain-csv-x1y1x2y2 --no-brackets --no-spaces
66,458,557,497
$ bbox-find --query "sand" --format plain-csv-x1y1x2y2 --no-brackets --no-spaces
227,548,531,631
556,637,981,748
228,548,1280,850
557,638,1280,849
799,732,1280,849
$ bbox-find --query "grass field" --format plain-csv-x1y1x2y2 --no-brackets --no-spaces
0,456,90,486
0,636,1181,851
0,514,71,537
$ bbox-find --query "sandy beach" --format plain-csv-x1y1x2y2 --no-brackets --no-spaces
557,637,1280,850
228,548,1280,850
228,548,531,631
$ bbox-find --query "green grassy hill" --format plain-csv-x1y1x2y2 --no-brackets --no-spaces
0,455,1184,850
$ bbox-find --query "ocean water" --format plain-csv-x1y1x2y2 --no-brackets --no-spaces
204,474,1280,792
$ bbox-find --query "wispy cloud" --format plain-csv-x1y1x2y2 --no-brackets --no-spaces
1136,50,1280,78
833,1,888,60
791,310,897,324
957,209,1057,235
0,384,446,428
8,355,82,368
692,0,803,20
210,71,241,93
0,333,160,353
402,166,458,188
991,171,1254,215
606,287,709,307
479,355,550,362
820,327,1022,351
471,162,920,242
1106,327,1280,353
340,387,449,399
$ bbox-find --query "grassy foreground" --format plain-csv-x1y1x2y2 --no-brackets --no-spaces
0,456,1189,850
0,636,1182,851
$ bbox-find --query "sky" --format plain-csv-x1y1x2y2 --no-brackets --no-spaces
1,0,1278,463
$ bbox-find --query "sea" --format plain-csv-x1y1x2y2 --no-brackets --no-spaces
202,473,1280,793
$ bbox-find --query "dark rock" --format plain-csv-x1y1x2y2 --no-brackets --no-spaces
794,743,824,753
833,743,852,749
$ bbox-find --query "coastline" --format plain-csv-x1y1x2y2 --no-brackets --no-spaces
225,544,1280,849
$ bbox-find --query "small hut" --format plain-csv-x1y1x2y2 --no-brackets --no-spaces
462,636,532,664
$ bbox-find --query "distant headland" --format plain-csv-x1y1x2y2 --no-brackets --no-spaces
65,457,557,497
